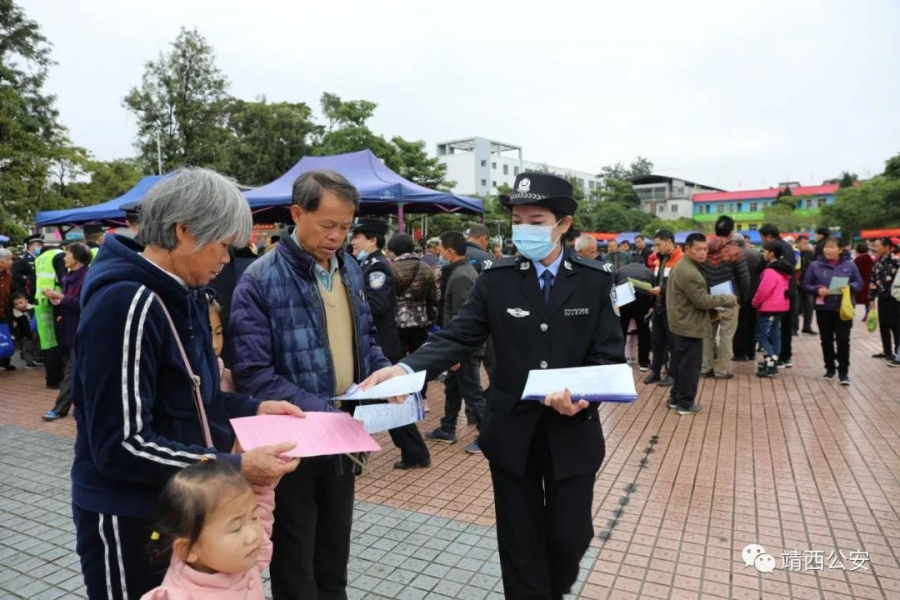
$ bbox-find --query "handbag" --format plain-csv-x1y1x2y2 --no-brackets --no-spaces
0,323,14,360
840,287,855,322
867,309,879,333
153,293,214,448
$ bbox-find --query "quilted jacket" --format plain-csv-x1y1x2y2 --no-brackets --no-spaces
392,253,438,329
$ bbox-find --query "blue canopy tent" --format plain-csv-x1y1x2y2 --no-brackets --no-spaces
738,229,761,245
674,231,701,245
244,150,483,229
35,176,163,228
616,231,641,244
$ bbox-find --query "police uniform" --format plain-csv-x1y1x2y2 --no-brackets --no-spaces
399,173,625,599
353,219,431,468
10,234,42,301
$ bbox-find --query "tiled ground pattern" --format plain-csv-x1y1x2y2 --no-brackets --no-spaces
1,316,899,599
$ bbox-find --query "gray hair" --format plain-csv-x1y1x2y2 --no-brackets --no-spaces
574,235,597,253
467,224,490,238
292,170,360,212
0,248,11,260
139,168,252,251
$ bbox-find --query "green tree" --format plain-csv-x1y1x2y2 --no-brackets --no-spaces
591,178,640,206
222,97,321,186
823,171,859,188
55,158,144,208
821,173,900,239
386,136,453,191
0,0,73,241
123,27,230,173
884,153,900,180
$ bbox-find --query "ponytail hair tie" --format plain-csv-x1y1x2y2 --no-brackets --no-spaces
150,531,161,541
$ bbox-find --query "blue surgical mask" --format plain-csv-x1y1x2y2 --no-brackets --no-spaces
32,246,42,257
438,257,449,267
356,250,369,264
512,223,561,261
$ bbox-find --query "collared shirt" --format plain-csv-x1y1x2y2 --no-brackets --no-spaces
295,230,339,291
534,249,565,290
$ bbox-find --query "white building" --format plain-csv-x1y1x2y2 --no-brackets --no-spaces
630,174,723,220
435,137,604,198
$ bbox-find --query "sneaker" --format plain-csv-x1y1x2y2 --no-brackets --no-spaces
666,397,677,409
889,360,900,368
802,329,817,335
643,372,661,385
46,383,61,390
25,361,37,369
465,441,482,454
676,404,704,416
394,459,431,470
823,371,837,381
776,361,786,369
42,410,64,422
657,376,674,387
782,360,792,368
756,364,771,378
638,363,650,372
425,428,457,444
701,371,715,378
839,376,850,386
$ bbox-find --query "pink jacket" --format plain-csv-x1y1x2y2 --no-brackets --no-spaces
140,485,275,600
752,266,790,314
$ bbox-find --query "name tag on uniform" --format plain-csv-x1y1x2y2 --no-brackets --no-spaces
564,308,589,317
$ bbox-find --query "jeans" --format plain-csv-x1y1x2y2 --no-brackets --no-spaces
440,354,486,433
755,314,784,359
816,310,852,377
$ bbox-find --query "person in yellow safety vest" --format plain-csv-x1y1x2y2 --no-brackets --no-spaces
34,244,65,388
83,224,106,258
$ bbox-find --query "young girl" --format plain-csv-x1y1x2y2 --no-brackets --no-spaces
141,459,274,599
752,241,791,377
207,295,235,393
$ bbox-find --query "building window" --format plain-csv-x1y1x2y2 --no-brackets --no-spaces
817,198,826,208
514,166,520,176
481,179,487,186
750,202,758,212
480,160,487,167
503,164,509,175
671,204,678,213
492,162,497,170
658,205,665,214
749,224,758,231
734,203,741,213
716,203,725,214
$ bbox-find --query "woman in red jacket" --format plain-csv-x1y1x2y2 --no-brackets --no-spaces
854,242,874,321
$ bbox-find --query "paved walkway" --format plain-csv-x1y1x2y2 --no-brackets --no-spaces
1,324,899,599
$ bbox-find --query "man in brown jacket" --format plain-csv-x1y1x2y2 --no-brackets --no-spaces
666,233,737,415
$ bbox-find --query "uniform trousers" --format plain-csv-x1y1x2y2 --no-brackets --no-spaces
490,421,596,599
270,457,356,600
670,334,703,410
73,505,165,599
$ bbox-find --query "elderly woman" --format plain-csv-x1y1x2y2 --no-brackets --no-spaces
71,168,302,600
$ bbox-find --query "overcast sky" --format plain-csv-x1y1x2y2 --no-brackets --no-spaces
26,0,900,190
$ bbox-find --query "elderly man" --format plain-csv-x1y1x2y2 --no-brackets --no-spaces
422,236,442,268
71,168,301,599
574,234,599,260
466,223,493,273
230,170,393,600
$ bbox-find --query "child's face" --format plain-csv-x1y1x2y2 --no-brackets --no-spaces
13,298,27,311
763,249,774,262
186,488,264,574
209,307,224,358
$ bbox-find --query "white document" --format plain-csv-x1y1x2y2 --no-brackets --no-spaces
710,281,734,296
520,364,638,403
615,282,636,308
353,395,425,434
336,370,426,401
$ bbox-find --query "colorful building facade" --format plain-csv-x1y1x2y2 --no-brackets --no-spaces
692,184,839,231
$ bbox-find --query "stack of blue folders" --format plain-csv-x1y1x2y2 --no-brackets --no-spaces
521,363,638,403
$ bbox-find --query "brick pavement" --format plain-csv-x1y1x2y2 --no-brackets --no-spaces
1,322,899,599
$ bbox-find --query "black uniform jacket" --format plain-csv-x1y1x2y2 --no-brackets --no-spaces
362,249,403,362
402,249,625,480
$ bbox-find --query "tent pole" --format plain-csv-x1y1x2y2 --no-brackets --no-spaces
398,203,405,232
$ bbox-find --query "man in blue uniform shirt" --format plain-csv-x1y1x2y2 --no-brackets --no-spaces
363,172,625,599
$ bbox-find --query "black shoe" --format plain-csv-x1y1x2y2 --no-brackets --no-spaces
782,360,792,368
676,404,704,415
756,365,771,378
701,371,715,378
643,372,661,385
823,371,837,381
2,364,16,371
802,329,817,335
25,361,37,369
839,376,850,386
667,397,676,409
46,383,61,390
394,459,431,470
872,353,889,359
638,362,650,372
714,373,734,380
889,360,900,368
657,376,674,387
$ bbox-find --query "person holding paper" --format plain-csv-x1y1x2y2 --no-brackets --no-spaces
700,216,750,380
644,229,683,386
615,261,655,371
229,170,393,600
362,172,625,600
802,236,863,385
666,233,737,415
868,237,899,359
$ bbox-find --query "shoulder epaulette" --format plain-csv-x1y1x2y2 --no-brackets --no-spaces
571,254,614,274
482,257,517,271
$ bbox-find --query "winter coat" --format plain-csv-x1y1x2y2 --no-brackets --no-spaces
229,228,390,413
868,253,897,302
855,253,875,304
71,236,260,521
140,485,274,600
465,242,493,274
802,254,864,312
56,265,88,348
702,236,751,302
0,268,10,322
652,245,684,309
666,256,737,339
392,253,438,329
752,265,790,314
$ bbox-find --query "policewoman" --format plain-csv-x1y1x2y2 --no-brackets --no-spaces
351,217,431,470
363,173,625,599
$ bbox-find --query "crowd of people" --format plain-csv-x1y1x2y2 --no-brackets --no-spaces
0,167,895,600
